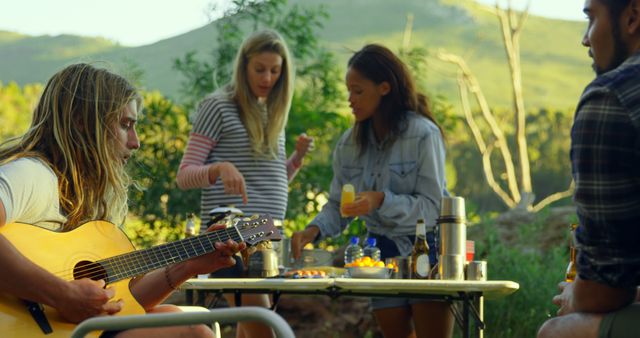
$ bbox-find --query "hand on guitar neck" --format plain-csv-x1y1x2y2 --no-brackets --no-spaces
177,223,247,276
130,223,247,312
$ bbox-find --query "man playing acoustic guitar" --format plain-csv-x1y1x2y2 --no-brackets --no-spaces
0,63,247,337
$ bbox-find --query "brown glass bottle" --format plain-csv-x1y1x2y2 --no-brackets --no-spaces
565,223,578,282
411,219,431,279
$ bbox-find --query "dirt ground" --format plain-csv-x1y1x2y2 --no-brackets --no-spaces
167,290,383,337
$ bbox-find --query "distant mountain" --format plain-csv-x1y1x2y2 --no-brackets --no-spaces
0,0,592,110
0,32,122,86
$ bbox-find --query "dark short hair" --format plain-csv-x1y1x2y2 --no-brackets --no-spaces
600,0,632,21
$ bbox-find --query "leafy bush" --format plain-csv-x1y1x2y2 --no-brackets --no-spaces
0,81,41,140
126,92,198,243
465,217,567,337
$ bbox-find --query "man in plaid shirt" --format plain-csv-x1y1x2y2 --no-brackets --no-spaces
538,1,640,338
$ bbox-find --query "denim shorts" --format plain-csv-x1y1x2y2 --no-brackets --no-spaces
367,232,441,310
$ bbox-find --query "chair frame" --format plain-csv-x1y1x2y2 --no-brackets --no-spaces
70,306,295,338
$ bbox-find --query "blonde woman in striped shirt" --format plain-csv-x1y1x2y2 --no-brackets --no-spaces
176,29,312,338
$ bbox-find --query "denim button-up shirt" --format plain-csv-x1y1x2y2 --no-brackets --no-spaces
310,111,448,256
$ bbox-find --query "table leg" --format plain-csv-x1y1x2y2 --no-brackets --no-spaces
477,295,484,338
234,291,242,307
462,293,470,338
270,291,281,311
450,301,464,330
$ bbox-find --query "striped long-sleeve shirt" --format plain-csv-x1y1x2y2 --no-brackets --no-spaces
176,93,297,224
572,52,640,288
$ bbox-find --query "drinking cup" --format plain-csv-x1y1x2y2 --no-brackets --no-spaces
466,260,487,281
386,256,411,279
340,184,356,216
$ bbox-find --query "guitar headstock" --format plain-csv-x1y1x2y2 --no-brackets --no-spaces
234,214,281,247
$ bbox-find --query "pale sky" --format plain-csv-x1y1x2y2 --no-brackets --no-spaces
0,0,224,46
0,0,586,47
476,0,586,21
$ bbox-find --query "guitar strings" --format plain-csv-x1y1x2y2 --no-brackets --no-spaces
53,217,271,281
52,227,245,282
67,233,238,279
55,229,243,281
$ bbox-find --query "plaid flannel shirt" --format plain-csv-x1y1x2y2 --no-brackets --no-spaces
572,52,640,288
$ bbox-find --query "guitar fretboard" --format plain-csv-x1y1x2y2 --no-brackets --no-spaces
99,227,242,284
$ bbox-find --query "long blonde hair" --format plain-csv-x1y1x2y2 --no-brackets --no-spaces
0,63,141,230
229,29,294,158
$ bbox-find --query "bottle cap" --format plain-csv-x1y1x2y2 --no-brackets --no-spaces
437,196,466,223
366,237,376,247
350,236,359,245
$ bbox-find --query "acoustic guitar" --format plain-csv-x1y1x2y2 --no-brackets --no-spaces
0,214,279,337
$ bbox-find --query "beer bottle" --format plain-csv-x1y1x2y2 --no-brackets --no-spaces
411,219,431,279
565,223,578,282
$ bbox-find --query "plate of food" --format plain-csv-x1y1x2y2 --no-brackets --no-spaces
284,266,345,278
346,266,392,279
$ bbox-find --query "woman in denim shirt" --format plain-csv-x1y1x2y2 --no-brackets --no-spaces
292,44,453,338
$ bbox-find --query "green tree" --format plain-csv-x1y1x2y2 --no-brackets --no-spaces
0,82,42,140
126,92,200,246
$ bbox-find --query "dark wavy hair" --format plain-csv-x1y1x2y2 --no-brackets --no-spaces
347,44,444,154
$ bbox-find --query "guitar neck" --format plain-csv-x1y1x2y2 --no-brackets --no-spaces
100,227,242,284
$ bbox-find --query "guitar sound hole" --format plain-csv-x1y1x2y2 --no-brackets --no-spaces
74,261,107,281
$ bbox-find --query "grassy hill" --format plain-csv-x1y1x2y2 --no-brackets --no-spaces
0,0,592,111
0,32,122,85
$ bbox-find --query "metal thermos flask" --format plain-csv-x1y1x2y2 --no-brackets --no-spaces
437,196,467,280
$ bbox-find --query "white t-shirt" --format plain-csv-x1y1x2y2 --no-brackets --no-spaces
0,158,67,231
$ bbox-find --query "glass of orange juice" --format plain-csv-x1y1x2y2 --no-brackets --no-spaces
340,184,355,216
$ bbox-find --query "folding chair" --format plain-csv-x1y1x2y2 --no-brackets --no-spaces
70,306,295,338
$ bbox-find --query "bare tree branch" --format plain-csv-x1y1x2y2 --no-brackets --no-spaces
497,3,532,197
437,50,521,202
483,143,517,208
433,0,571,212
457,74,487,153
457,74,516,207
532,180,575,212
402,13,414,50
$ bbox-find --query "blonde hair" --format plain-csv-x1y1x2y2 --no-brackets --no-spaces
0,63,141,230
229,29,294,158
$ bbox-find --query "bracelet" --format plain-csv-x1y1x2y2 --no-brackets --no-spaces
164,266,178,290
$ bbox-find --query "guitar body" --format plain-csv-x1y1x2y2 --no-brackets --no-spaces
0,214,279,337
0,221,145,337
